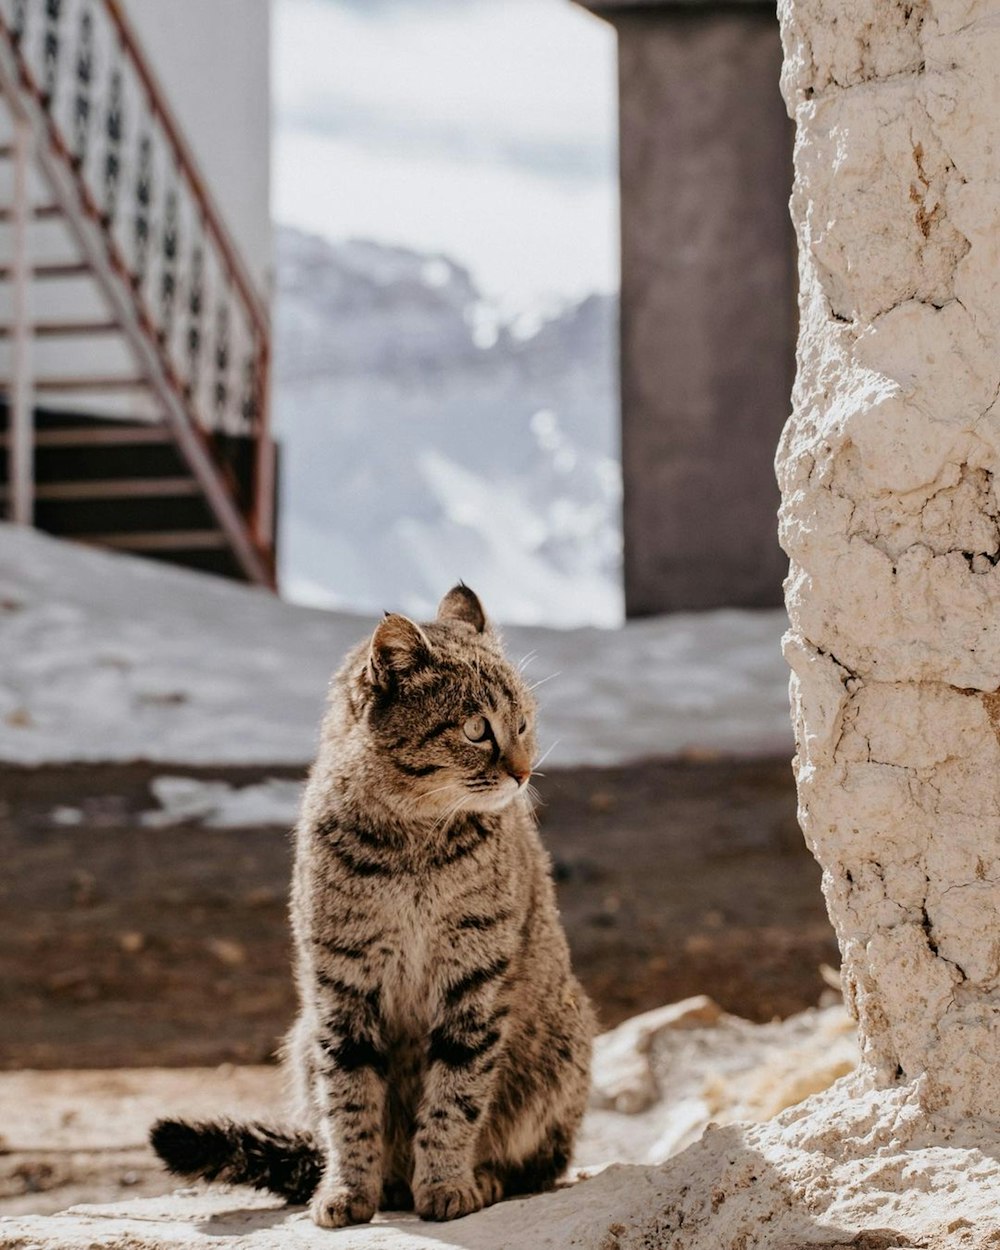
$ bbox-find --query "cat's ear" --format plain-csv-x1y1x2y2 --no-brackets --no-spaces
367,613,431,690
437,583,489,634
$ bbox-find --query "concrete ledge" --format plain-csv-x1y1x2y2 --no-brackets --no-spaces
1,1185,624,1249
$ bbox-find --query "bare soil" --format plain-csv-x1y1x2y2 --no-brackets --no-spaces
0,756,837,1071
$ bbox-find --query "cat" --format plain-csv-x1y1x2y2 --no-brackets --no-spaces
151,583,595,1226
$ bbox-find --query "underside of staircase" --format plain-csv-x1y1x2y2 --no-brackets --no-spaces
0,0,276,586
0,404,266,577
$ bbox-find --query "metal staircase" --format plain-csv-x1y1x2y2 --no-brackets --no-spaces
0,0,275,585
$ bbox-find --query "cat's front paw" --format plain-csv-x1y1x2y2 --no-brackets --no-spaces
309,1180,376,1228
414,1176,485,1222
474,1164,504,1207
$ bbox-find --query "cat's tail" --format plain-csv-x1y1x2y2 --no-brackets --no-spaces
150,1117,323,1203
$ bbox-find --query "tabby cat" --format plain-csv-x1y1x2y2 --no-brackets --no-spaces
151,584,595,1226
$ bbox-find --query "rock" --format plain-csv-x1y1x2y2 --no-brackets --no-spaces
590,995,723,1114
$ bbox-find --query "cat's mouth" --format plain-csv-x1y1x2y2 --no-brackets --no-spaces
420,775,525,819
464,775,524,812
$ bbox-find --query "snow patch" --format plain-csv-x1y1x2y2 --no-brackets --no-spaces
0,526,792,767
140,777,305,829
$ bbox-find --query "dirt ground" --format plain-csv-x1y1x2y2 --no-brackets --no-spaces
0,754,843,1217
0,756,837,1071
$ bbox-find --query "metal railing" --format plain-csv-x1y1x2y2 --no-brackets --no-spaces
0,0,274,573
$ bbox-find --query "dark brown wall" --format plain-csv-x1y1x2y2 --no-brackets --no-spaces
612,7,795,615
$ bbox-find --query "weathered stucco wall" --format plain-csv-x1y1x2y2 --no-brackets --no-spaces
777,0,1000,1128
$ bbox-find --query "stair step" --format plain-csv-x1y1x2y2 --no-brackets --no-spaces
76,529,228,552
0,204,62,222
0,376,149,393
0,320,119,338
0,477,200,502
0,424,169,448
0,415,188,482
0,262,90,280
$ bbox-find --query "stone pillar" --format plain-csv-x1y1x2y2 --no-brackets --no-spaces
778,0,1000,1127
578,0,796,615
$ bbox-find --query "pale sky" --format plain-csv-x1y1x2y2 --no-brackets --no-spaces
272,0,619,316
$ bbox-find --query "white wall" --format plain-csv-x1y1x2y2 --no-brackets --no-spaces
122,0,272,294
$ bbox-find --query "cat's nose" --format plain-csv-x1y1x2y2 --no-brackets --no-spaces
505,757,531,786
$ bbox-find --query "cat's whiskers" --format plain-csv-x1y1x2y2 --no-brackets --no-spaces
408,780,466,826
517,650,538,673
420,781,462,800
432,790,470,836
526,671,561,693
533,739,560,771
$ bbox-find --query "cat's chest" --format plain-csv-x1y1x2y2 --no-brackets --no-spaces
375,883,443,1030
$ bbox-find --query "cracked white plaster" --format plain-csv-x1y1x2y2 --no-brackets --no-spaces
779,0,927,101
777,0,1000,1137
794,87,968,323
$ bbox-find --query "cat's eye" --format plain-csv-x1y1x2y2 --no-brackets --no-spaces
463,715,490,743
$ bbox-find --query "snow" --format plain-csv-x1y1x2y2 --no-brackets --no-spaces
140,777,306,829
0,525,793,768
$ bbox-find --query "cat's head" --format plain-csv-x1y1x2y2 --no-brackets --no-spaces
350,584,538,820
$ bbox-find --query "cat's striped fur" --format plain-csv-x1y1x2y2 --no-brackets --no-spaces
151,585,594,1226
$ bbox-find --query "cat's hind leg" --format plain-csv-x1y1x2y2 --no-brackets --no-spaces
497,1123,572,1197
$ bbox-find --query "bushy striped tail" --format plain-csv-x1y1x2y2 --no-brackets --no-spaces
150,1118,322,1204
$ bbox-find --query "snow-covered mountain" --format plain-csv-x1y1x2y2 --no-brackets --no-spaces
273,226,622,627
